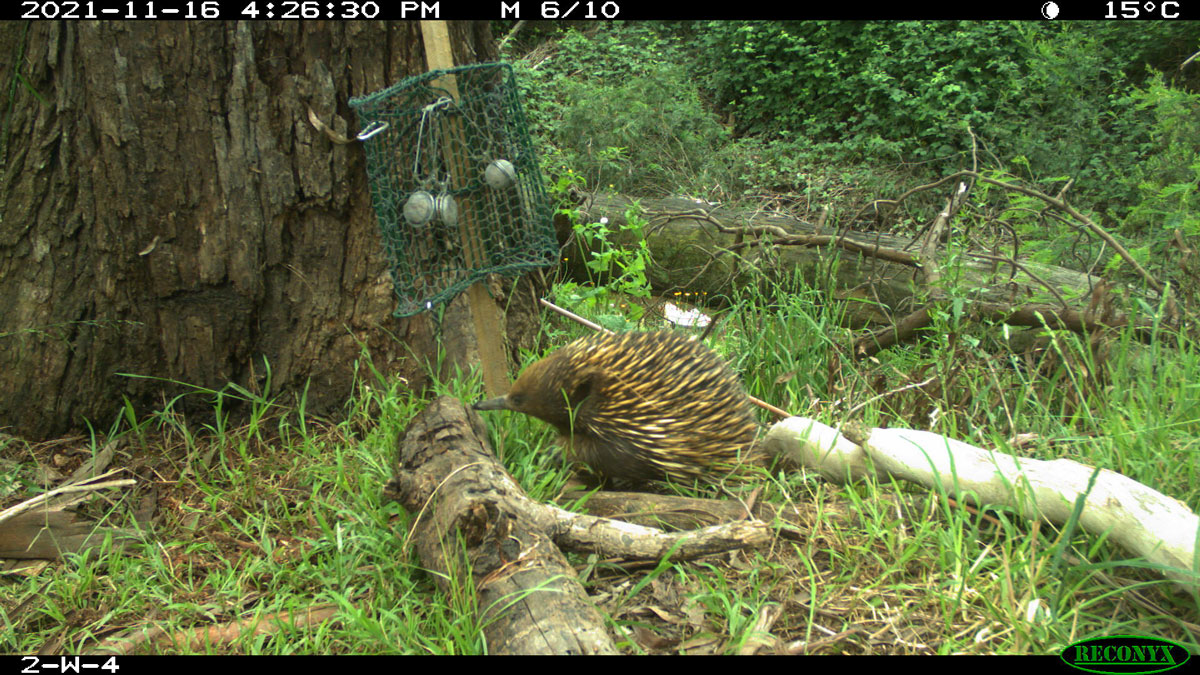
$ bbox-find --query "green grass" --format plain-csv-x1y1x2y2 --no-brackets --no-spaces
3,278,1197,654
1,361,486,654
5,19,1199,656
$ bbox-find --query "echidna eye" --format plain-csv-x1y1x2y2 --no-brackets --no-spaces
509,393,524,407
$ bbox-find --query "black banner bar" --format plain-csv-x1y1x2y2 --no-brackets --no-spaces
7,0,1190,21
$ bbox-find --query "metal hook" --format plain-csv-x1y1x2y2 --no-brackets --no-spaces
356,120,389,141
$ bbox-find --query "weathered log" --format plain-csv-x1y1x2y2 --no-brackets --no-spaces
385,396,772,653
0,510,132,560
764,417,1200,592
568,193,1135,332
577,490,867,534
386,396,616,655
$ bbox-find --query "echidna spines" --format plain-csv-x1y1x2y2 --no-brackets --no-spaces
473,331,758,482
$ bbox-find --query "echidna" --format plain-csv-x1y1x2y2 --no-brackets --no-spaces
473,331,759,482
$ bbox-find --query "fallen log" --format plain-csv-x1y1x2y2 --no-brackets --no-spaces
763,417,1199,593
568,193,1156,340
384,396,770,654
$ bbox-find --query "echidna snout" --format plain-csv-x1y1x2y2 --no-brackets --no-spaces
472,397,509,411
473,331,759,482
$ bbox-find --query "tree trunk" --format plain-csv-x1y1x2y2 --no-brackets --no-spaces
0,21,522,440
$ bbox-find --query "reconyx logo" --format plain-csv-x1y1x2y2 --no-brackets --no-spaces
1061,635,1191,674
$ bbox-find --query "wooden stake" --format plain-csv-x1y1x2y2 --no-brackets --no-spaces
420,21,511,397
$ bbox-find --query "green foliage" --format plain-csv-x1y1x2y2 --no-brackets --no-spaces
1001,24,1152,210
555,73,730,194
1121,74,1200,236
573,207,653,297
694,21,1193,211
1112,74,1200,297
545,168,653,329
556,203,655,331
697,22,1023,157
512,24,731,196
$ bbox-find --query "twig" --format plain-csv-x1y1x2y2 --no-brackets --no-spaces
0,469,135,525
966,123,980,172
964,252,1069,308
846,375,938,416
539,297,607,334
965,172,1166,295
88,604,340,655
498,20,526,52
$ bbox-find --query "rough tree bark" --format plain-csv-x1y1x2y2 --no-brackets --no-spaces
386,396,770,653
0,21,530,440
387,396,620,655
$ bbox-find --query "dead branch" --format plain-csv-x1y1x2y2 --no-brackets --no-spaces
962,171,1167,298
87,604,340,655
765,417,1199,593
550,504,769,560
498,20,526,52
384,396,771,654
574,177,1176,358
0,468,141,560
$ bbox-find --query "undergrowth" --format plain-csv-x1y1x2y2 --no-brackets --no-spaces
4,269,1197,654
3,20,1199,656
